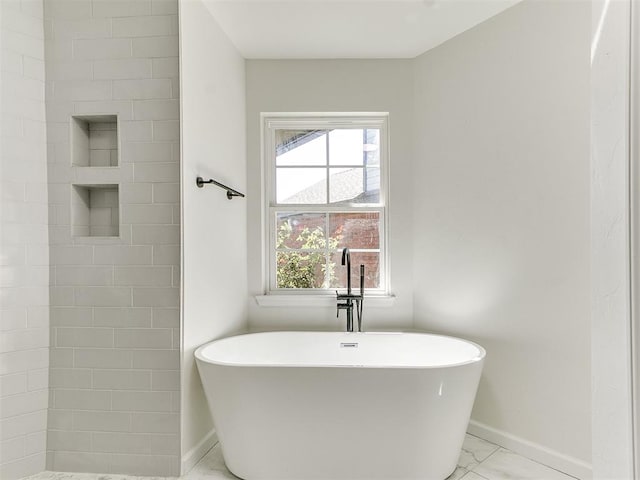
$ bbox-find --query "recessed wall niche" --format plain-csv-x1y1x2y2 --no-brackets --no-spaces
71,115,118,167
71,184,119,237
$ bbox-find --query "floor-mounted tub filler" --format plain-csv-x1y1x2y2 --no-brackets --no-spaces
195,331,485,480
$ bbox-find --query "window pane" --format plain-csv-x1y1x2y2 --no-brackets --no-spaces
329,168,362,204
329,129,365,166
276,251,328,289
364,129,380,166
276,213,326,250
276,168,326,204
328,167,380,204
329,213,379,250
276,130,326,166
330,251,380,289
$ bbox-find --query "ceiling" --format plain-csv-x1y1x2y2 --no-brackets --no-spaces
203,0,522,59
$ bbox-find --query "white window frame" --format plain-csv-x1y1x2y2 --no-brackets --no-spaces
261,113,390,298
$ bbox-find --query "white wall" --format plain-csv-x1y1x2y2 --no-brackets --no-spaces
591,0,635,478
179,0,247,472
0,1,49,478
412,0,591,476
245,60,414,331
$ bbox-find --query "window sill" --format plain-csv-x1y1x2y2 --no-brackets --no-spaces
254,294,396,308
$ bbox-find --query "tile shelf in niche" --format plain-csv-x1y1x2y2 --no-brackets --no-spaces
71,184,120,238
71,114,119,167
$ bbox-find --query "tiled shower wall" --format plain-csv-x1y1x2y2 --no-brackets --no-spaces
44,0,181,475
0,0,50,478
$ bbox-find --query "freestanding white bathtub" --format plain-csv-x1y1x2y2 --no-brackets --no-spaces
195,331,485,480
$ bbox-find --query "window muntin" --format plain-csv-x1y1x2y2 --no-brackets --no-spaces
264,115,388,294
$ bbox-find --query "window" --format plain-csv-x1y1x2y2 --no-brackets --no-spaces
263,114,389,295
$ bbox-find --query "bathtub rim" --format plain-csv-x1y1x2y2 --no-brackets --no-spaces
194,330,486,370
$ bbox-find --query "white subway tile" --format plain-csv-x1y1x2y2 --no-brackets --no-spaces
23,57,46,82
114,266,172,286
112,390,171,412
151,183,179,204
51,245,93,264
131,412,178,434
0,309,26,332
91,431,149,454
44,0,92,20
45,39,74,64
120,182,153,203
52,79,112,102
0,328,49,353
0,451,45,479
2,6,44,38
133,163,178,184
74,349,130,372
121,205,173,225
0,410,47,440
131,349,178,369
3,29,45,59
93,58,153,80
93,307,152,328
27,368,48,391
0,436,25,463
53,18,111,39
73,38,132,61
26,306,49,329
121,141,173,163
24,430,46,456
151,57,178,78
0,390,48,419
48,430,92,451
73,410,130,432
56,266,113,286
152,245,178,265
49,348,73,368
151,120,178,141
151,0,177,16
47,450,111,473
0,373,27,397
114,328,171,349
132,99,178,120
132,36,178,58
94,245,152,265
151,370,178,391
92,369,151,390
113,78,172,100
131,225,178,245
112,15,174,38
21,0,44,19
49,368,91,389
50,307,92,327
54,389,111,410
110,453,178,476
92,0,152,18
47,409,72,430
148,433,178,455
56,327,114,348
74,287,132,307
133,287,178,307
120,121,153,143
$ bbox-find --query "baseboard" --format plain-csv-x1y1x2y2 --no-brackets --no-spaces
181,428,218,475
467,420,592,480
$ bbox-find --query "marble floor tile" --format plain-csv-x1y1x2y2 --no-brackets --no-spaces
184,443,239,480
21,437,577,480
460,472,490,480
472,448,577,480
458,434,501,470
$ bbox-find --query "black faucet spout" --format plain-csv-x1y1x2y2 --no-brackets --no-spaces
341,247,351,295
